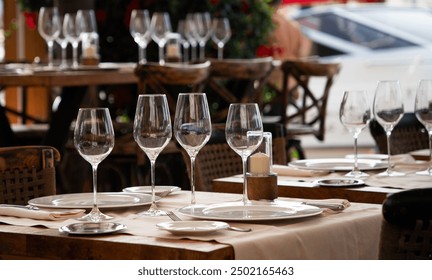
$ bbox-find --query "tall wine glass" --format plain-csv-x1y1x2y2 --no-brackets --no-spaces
63,13,80,68
193,12,212,60
226,103,263,205
74,108,115,222
174,93,212,207
185,14,198,61
77,9,99,60
38,7,61,67
211,17,231,60
373,80,405,176
133,94,172,216
130,9,151,64
414,79,432,176
340,90,371,178
55,16,69,68
150,12,172,65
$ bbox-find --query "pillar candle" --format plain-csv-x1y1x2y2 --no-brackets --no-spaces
249,152,270,175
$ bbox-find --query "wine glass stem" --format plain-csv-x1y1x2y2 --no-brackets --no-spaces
150,159,157,211
139,45,147,64
47,41,54,67
61,46,67,67
386,131,393,173
72,44,79,68
191,45,197,61
353,135,359,172
428,132,432,174
217,46,223,60
199,43,205,60
158,44,165,65
241,156,248,205
91,164,99,212
190,156,196,206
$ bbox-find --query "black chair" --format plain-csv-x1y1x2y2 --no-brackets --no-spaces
369,113,429,155
379,188,432,259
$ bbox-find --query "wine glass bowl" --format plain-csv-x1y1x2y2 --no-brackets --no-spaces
130,9,151,64
38,7,61,67
225,103,263,205
193,12,212,60
63,13,80,68
373,80,405,176
211,17,231,60
174,93,212,206
414,79,432,175
339,90,371,178
74,108,115,222
133,94,172,216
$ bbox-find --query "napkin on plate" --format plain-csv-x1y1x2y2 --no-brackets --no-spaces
303,198,351,211
272,164,329,177
0,206,86,221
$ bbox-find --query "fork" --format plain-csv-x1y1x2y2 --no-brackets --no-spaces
166,211,252,232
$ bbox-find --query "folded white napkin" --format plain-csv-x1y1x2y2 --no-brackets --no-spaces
303,198,351,211
272,164,329,177
0,206,85,221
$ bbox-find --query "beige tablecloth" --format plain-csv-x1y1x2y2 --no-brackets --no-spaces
0,191,382,260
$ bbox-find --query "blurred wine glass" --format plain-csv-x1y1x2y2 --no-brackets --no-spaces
185,14,198,62
133,94,172,216
38,7,61,67
225,103,263,205
74,108,115,222
55,16,68,68
150,12,172,65
373,80,405,176
211,17,231,60
339,90,371,178
177,20,191,62
63,12,80,68
76,9,99,60
174,93,212,207
130,9,151,64
414,79,432,176
193,12,212,60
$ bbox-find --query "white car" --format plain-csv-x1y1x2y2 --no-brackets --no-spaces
291,4,432,147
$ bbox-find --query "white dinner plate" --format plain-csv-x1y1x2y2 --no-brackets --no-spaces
289,158,387,172
316,178,365,188
28,192,158,209
177,202,322,221
345,154,388,161
123,186,181,197
156,221,229,235
59,222,127,235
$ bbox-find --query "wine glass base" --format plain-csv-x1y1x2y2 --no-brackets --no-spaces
138,209,167,217
377,169,405,177
77,210,113,222
344,170,369,178
416,169,432,176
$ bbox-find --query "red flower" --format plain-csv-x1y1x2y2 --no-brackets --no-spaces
241,1,250,13
23,11,37,30
210,0,220,4
256,45,273,57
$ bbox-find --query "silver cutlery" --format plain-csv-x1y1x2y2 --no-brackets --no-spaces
166,211,252,232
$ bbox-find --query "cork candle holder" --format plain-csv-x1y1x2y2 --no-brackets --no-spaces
246,152,278,201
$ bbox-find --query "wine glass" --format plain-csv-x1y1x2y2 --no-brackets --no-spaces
63,13,80,68
339,90,371,178
185,14,198,62
130,9,151,64
133,94,172,216
373,80,405,176
211,17,231,60
55,16,68,69
226,103,263,205
74,108,115,222
174,93,212,207
150,12,172,65
414,79,432,176
38,7,61,68
76,9,99,59
193,12,212,60
177,20,191,63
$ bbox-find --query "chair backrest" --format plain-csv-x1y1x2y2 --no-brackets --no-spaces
181,123,287,192
369,112,429,155
0,145,60,205
280,59,341,141
134,61,211,119
207,57,275,122
379,188,432,260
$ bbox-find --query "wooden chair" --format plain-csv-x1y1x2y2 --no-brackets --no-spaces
0,145,60,205
207,57,275,122
181,123,287,192
379,188,432,259
369,113,429,155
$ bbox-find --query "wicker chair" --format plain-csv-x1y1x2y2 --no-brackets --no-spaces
0,145,60,205
369,113,429,155
181,123,287,192
379,188,432,259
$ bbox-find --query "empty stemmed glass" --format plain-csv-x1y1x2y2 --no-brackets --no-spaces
373,80,405,176
339,90,371,178
226,103,263,205
185,14,198,61
193,12,212,60
150,12,172,65
38,7,61,67
63,13,80,68
211,17,231,60
130,9,151,64
133,94,172,216
414,79,432,176
74,108,115,222
174,93,212,207
55,16,69,69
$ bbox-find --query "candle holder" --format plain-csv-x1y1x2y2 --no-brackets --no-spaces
246,132,278,201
